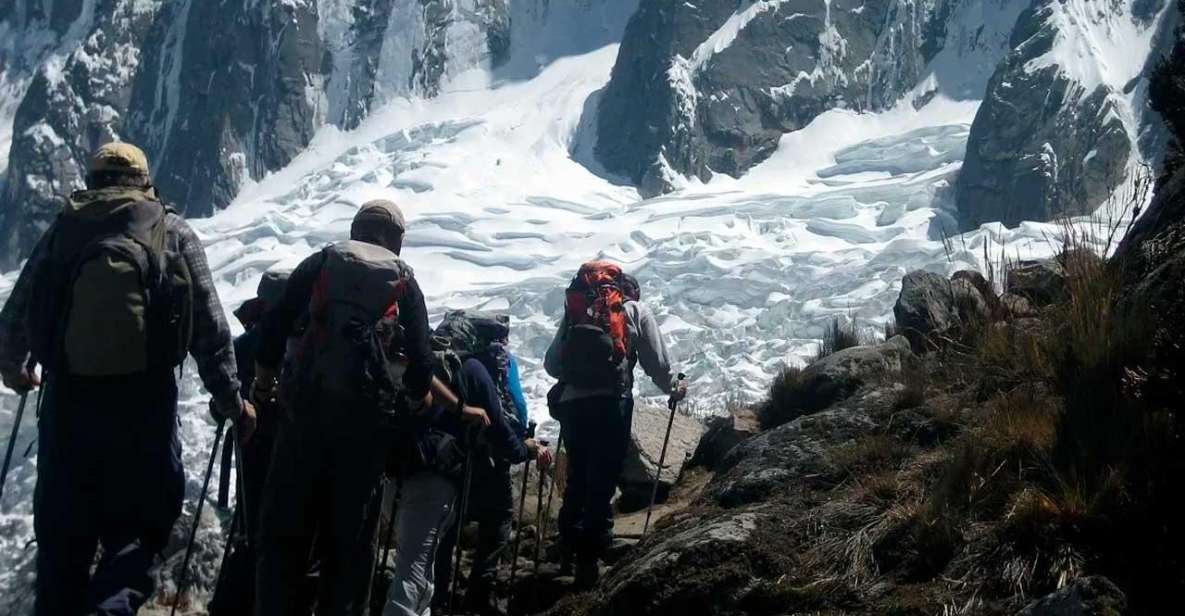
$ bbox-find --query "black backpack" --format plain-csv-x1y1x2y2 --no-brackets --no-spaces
431,310,523,435
28,188,193,376
284,240,413,414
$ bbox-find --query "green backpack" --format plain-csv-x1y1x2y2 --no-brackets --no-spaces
28,187,194,376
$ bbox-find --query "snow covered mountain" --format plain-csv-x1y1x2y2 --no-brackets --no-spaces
0,0,1177,612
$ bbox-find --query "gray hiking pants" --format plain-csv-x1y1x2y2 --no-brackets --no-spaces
383,472,458,616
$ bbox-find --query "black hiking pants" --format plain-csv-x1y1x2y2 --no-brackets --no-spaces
209,399,320,615
557,395,633,561
34,372,184,616
434,458,515,606
255,394,389,616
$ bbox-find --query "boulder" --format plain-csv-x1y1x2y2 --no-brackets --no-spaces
894,270,993,351
688,408,759,471
584,510,787,615
706,406,878,507
617,404,705,512
1001,292,1039,318
894,271,959,352
1007,260,1066,307
1016,576,1127,616
796,336,915,408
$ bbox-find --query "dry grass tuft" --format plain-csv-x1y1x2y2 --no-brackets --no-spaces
816,317,864,361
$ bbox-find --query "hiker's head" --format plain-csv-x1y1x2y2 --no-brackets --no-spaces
86,142,151,190
235,269,291,327
351,199,407,254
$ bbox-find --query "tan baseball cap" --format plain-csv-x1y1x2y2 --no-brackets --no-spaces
90,142,150,176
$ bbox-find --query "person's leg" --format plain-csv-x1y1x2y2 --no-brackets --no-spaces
575,397,632,587
88,374,183,615
556,415,588,559
465,463,514,610
432,508,459,613
384,472,457,616
33,377,99,616
318,419,387,616
255,416,323,616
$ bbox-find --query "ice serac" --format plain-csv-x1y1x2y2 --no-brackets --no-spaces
956,0,1171,229
594,0,1015,197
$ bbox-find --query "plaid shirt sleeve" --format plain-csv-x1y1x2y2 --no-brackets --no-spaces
169,215,242,416
0,232,49,377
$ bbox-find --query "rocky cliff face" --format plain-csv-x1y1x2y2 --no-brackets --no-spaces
593,0,1032,196
593,0,1172,217
0,0,513,267
956,0,1172,229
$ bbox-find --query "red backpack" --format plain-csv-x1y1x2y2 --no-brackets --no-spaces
560,261,633,388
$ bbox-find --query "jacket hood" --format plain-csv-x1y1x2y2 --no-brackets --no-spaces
66,186,161,219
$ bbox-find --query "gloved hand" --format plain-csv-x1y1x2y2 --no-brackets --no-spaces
1,363,39,394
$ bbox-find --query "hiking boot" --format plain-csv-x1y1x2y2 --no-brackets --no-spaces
573,558,600,591
558,549,574,577
464,583,505,616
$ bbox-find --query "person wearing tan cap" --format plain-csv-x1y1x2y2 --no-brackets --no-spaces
0,141,253,615
251,199,489,616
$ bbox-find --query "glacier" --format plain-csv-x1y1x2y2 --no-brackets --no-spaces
0,7,1156,616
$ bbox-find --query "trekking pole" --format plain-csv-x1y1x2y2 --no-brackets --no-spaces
171,418,227,616
538,432,563,553
505,421,537,607
529,436,553,607
0,390,30,504
231,428,250,549
371,480,401,596
448,436,477,616
642,373,686,537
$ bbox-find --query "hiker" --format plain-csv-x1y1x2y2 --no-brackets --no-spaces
0,142,253,616
425,312,553,615
208,269,305,615
251,199,489,616
544,263,686,589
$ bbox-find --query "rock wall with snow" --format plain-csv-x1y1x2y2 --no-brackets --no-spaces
956,0,1175,229
0,0,511,268
593,0,1172,211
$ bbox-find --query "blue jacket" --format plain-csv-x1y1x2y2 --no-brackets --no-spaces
507,354,529,435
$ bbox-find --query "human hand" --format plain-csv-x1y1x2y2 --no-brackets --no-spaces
251,364,279,408
669,374,688,406
460,404,490,428
407,392,433,414
1,364,39,394
236,399,258,444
